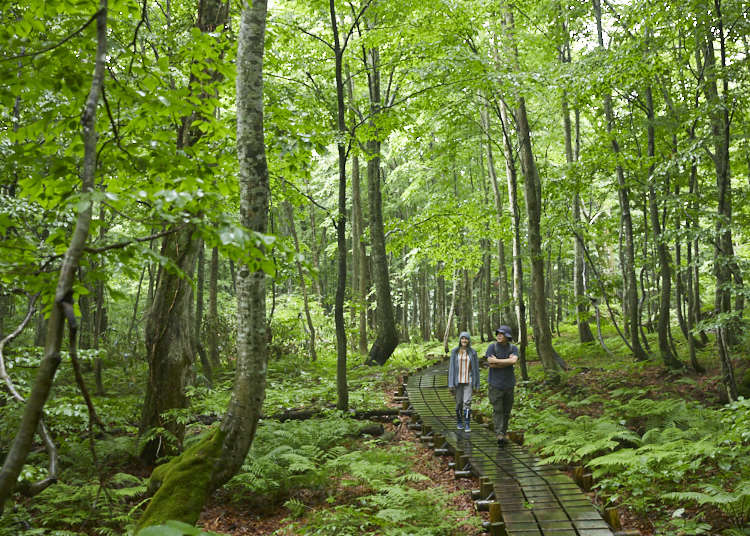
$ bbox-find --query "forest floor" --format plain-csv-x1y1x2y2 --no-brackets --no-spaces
197,374,487,535
198,420,485,535
192,359,707,536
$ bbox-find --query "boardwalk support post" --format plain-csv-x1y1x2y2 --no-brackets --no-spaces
604,507,621,530
488,502,506,535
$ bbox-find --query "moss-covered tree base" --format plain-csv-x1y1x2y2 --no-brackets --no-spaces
135,428,226,533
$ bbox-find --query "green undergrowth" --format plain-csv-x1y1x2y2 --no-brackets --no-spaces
491,323,750,535
261,425,475,536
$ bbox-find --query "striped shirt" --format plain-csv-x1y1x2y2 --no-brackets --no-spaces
457,349,471,384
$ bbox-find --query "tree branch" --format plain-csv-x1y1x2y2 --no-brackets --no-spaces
1,9,104,62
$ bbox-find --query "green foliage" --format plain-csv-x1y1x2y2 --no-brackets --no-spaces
522,411,639,465
514,347,750,532
225,417,365,502
279,443,475,536
136,520,223,536
0,474,147,536
663,481,750,528
291,485,468,536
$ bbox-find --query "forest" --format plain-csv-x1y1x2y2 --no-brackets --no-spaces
1,0,749,534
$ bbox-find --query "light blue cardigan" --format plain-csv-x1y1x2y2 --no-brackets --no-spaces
448,331,480,389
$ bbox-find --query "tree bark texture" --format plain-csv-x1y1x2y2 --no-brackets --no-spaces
213,0,270,485
330,0,349,410
480,106,514,333
140,226,201,462
139,0,229,464
498,98,529,380
365,45,399,366
501,6,561,379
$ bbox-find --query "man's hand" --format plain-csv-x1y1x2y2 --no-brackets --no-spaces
487,354,519,368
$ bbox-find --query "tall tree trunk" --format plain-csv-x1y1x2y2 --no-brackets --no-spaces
443,273,458,353
501,6,563,379
644,82,681,368
561,70,594,342
308,205,324,299
497,98,529,381
346,65,368,355
364,45,399,366
195,241,213,386
329,0,349,410
208,246,220,366
675,180,704,373
593,0,649,361
435,265,446,340
419,268,429,340
136,0,270,527
0,1,107,509
284,201,317,361
480,106,514,332
703,2,738,399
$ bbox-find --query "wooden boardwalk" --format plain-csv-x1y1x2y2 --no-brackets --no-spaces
406,363,616,536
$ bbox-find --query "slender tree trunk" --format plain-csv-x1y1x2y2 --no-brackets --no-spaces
435,265,446,340
443,273,458,353
195,241,213,385
703,3,737,399
561,77,594,342
346,65,368,355
419,268,429,340
480,106,514,332
285,202,317,361
127,266,146,349
308,206,324,299
593,0,648,361
329,0,349,410
208,246,220,366
364,45,399,366
0,2,107,509
497,98,529,380
501,5,563,379
644,82,681,368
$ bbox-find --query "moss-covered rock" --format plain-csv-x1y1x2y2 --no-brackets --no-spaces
135,428,226,533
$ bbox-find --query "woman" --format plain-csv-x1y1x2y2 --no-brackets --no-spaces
448,331,480,431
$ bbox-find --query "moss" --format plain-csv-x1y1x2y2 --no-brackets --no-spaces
135,428,226,533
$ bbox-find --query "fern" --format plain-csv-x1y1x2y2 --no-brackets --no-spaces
663,481,750,526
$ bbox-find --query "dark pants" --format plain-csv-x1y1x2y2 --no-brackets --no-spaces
489,386,514,436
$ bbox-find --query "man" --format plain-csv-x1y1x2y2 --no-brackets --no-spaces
486,325,518,446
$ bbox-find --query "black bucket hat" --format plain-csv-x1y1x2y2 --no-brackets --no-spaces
494,325,513,340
